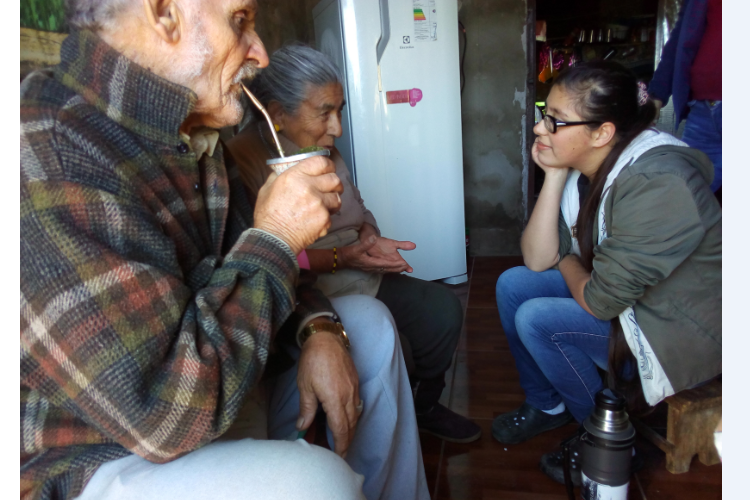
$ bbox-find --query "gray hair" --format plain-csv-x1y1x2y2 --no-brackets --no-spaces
249,44,342,118
65,0,133,31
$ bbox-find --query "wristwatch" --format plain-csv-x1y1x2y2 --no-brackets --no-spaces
300,321,351,350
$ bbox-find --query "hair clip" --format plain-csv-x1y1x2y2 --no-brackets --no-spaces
637,81,649,106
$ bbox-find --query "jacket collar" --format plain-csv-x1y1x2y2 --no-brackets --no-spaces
55,30,197,147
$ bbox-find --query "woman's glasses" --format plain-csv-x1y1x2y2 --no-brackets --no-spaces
540,112,602,134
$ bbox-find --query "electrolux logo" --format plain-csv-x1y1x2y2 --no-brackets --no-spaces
403,36,410,44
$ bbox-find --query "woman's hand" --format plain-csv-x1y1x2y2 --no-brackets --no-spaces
358,223,379,245
520,139,570,271
340,236,416,274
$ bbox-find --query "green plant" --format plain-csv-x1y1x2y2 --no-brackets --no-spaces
296,146,327,154
20,0,68,33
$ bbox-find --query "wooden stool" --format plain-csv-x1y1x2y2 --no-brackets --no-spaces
632,378,721,474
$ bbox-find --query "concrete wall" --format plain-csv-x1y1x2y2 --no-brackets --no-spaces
459,0,528,256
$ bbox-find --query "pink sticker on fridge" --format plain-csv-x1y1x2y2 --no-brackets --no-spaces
386,88,423,107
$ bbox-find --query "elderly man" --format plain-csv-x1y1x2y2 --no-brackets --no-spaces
20,1,429,499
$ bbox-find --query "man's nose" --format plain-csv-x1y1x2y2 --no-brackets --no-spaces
246,32,269,69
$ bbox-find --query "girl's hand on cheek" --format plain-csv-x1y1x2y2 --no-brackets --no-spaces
533,138,570,181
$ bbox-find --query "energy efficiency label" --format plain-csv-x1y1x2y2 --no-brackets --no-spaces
413,0,437,41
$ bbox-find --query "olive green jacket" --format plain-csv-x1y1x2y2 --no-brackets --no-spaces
559,145,721,393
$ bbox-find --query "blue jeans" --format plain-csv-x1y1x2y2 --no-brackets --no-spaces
682,100,722,192
496,267,612,422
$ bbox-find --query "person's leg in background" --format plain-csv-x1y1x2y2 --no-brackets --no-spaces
492,266,609,444
682,100,722,198
375,273,482,443
75,438,365,500
267,295,430,500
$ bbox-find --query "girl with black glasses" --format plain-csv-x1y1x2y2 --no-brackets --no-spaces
491,61,721,486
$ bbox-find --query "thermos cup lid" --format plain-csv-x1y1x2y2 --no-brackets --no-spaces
595,389,626,412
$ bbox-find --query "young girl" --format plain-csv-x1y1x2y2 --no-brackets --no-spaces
492,61,721,483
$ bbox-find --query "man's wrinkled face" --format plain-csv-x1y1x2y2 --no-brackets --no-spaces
180,0,268,128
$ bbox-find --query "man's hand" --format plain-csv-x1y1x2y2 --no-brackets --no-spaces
296,318,360,458
340,236,416,274
254,156,344,255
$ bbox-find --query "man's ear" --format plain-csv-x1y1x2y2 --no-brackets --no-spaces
142,0,182,44
267,101,286,131
592,122,616,149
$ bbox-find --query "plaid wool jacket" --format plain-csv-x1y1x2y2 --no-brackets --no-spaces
21,30,336,500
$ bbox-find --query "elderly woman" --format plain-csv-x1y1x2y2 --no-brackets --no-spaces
226,44,480,443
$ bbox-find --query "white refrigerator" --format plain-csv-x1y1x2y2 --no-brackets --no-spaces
313,0,467,284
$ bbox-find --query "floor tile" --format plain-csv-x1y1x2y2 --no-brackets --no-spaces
433,419,585,500
471,256,525,277
634,434,722,499
449,350,524,420
459,307,505,352
420,429,445,496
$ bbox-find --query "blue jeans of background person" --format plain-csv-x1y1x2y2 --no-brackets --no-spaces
682,100,722,192
496,266,612,422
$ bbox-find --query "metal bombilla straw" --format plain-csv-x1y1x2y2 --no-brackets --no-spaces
240,83,286,158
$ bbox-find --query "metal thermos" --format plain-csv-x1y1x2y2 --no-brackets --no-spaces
579,389,635,500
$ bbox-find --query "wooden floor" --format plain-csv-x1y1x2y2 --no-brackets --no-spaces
423,256,722,500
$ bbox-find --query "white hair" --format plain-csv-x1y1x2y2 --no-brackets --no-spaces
167,17,213,83
65,0,133,31
249,44,342,118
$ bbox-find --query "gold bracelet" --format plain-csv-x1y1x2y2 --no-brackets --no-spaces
332,247,337,274
300,321,350,350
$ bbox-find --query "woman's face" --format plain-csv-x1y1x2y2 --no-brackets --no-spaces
279,82,345,149
533,85,603,176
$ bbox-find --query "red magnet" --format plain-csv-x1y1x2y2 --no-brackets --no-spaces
386,88,423,107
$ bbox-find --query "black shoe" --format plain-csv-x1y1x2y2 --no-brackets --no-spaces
492,402,574,445
539,433,585,487
417,403,482,443
539,433,645,486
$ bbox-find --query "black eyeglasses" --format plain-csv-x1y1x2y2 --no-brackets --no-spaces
541,112,602,134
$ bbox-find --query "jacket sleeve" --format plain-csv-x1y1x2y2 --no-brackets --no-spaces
21,157,299,464
351,179,380,235
583,172,705,320
331,148,380,236
648,1,689,103
221,150,339,349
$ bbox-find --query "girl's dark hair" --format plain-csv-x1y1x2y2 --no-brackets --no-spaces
553,61,657,415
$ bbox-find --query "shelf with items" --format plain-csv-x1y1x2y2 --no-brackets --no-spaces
534,39,655,103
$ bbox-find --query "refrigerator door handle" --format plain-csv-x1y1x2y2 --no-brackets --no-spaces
376,0,390,64
376,0,390,91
